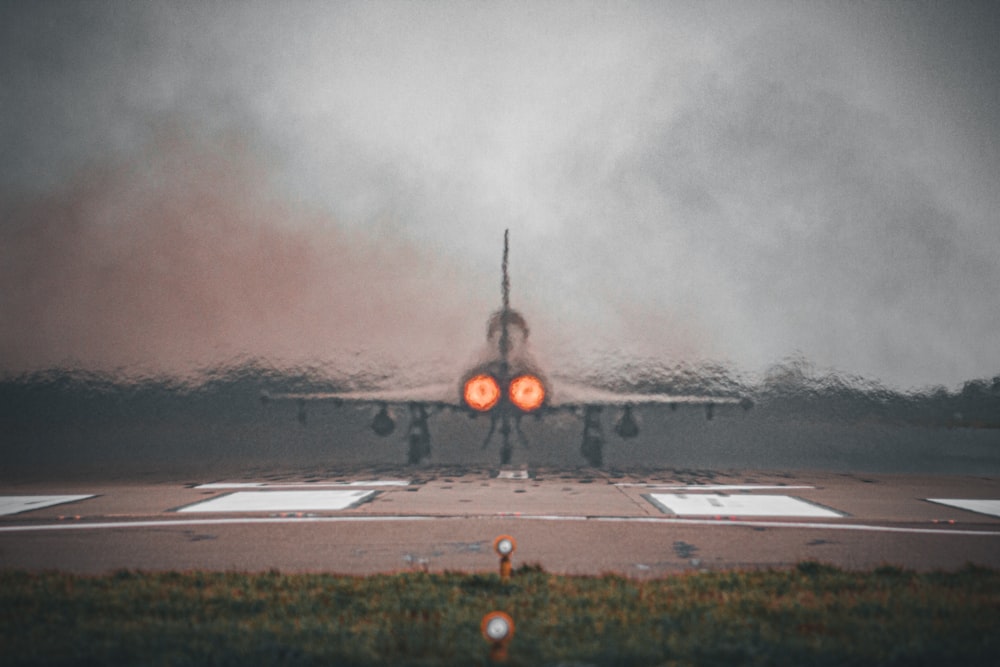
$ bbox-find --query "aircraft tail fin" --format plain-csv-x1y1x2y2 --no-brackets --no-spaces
499,229,511,368
502,229,510,314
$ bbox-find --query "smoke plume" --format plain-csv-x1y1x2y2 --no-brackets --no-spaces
0,135,480,379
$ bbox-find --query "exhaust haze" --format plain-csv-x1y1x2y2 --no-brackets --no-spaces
0,137,482,380
2,1,999,391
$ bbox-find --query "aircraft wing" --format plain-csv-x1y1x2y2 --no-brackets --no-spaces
547,380,750,409
538,379,752,467
261,382,460,408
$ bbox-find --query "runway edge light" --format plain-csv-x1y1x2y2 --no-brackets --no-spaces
481,611,514,663
493,534,516,581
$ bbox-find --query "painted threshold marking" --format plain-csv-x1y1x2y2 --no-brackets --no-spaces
926,499,1000,519
1,514,998,536
0,495,95,517
497,470,530,480
196,481,409,489
647,493,843,518
178,490,376,513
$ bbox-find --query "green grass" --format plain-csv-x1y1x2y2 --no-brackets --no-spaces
2,563,998,666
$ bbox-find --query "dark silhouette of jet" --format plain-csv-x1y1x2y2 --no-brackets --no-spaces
263,230,751,466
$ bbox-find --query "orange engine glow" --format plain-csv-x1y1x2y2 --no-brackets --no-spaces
464,374,501,411
509,374,545,412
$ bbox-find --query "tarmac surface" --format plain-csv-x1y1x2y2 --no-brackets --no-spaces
2,466,998,575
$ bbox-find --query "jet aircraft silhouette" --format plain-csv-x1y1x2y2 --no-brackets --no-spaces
263,230,751,466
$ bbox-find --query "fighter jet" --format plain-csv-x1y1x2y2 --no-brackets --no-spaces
262,230,751,466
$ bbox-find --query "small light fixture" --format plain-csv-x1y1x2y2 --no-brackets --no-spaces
481,611,514,662
493,534,516,581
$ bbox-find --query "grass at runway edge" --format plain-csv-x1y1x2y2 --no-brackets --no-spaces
2,563,998,666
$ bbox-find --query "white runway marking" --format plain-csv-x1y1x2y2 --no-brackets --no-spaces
196,481,409,489
591,516,1000,536
647,493,843,518
927,499,1000,519
0,516,435,531
1,514,998,537
497,470,530,480
617,484,815,491
0,495,95,517
177,490,376,513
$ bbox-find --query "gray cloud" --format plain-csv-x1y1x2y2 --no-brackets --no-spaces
1,1,998,389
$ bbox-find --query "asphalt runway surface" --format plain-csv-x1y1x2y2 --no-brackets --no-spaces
2,467,998,575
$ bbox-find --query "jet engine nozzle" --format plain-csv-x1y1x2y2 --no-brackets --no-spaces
509,374,545,412
464,374,501,412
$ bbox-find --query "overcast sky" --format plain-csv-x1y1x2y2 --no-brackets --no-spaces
2,1,998,390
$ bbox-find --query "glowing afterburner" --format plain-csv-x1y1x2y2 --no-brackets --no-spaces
464,374,501,411
509,374,545,412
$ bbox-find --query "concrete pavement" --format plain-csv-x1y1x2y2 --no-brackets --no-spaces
1,467,998,575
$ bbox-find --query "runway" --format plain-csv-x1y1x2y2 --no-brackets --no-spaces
1,467,998,575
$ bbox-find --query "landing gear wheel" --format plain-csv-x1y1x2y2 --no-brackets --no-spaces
408,434,429,465
581,434,603,467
